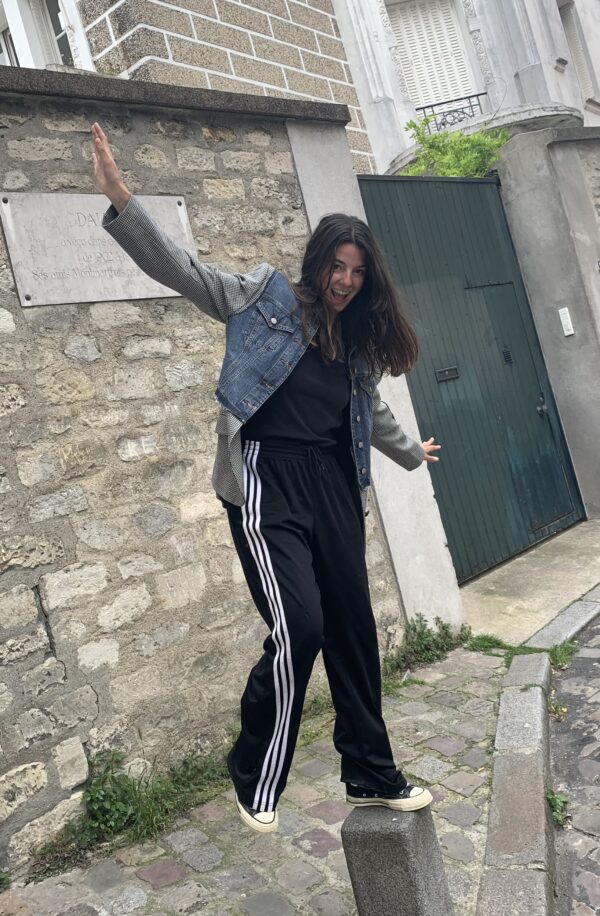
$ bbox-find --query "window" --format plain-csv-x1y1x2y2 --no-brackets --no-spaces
0,0,92,70
387,0,475,107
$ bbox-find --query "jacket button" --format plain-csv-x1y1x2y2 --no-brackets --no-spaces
361,467,366,474
353,388,357,396
358,441,364,448
270,317,277,325
356,415,360,422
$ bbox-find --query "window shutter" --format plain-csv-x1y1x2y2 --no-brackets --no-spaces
388,0,474,107
559,3,594,101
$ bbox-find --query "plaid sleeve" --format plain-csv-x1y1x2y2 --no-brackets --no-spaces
102,195,275,324
371,385,425,470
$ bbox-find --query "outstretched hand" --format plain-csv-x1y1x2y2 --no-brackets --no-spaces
90,122,131,212
422,437,441,463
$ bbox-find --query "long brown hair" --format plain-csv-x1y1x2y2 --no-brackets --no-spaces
292,213,418,377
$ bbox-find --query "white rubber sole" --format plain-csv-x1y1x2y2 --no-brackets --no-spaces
346,787,434,812
235,793,279,833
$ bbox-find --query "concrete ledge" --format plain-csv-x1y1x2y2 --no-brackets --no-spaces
341,806,454,915
526,597,600,648
477,868,553,916
494,686,548,754
0,67,350,124
486,750,552,868
502,653,551,691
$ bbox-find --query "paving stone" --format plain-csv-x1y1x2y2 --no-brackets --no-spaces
164,826,209,852
115,843,164,866
571,808,600,837
449,718,490,741
85,860,124,892
495,686,546,752
309,888,351,915
179,842,223,872
503,653,551,690
135,858,187,889
278,807,313,836
457,748,489,769
438,801,482,828
295,758,333,778
440,831,476,863
442,771,486,797
429,691,465,708
573,869,600,908
306,800,349,824
275,859,323,895
406,754,454,782
423,736,467,757
578,759,600,780
397,700,432,716
486,750,549,868
445,865,472,906
397,684,435,699
189,801,228,822
477,867,550,915
284,782,324,805
210,863,264,893
292,827,342,858
154,880,210,914
104,885,148,915
241,891,295,915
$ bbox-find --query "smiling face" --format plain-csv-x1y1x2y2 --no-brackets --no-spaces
321,242,367,314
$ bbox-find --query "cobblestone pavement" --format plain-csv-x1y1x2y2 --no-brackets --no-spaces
550,617,600,916
0,647,505,916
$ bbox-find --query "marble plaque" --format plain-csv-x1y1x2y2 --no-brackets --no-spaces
0,193,196,307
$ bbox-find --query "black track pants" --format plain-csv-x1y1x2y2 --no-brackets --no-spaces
226,440,407,813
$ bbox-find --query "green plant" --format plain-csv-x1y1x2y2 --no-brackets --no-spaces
382,614,472,679
0,867,10,891
549,640,577,670
547,789,569,827
30,745,230,882
548,697,568,721
400,118,509,178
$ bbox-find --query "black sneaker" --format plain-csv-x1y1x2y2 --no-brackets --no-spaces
346,782,433,812
235,793,279,833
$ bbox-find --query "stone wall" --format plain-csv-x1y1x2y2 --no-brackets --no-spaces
76,0,374,173
0,73,404,872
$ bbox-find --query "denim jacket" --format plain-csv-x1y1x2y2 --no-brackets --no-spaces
103,196,425,507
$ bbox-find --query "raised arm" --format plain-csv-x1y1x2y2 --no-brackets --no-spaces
91,122,273,324
371,385,440,469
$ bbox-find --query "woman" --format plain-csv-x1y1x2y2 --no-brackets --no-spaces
91,122,441,834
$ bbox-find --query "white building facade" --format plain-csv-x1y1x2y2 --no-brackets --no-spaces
332,0,600,172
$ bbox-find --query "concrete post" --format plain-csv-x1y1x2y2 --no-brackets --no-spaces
341,807,455,916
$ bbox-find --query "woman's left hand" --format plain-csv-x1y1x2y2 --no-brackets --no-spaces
422,437,441,463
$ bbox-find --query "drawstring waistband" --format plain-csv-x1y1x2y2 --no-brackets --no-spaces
244,439,338,478
308,445,327,478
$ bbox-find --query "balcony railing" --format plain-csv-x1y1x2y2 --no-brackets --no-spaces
415,93,488,133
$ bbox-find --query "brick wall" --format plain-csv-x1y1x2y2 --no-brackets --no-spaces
77,0,374,173
0,79,401,871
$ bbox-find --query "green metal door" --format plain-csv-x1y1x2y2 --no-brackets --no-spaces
359,176,584,582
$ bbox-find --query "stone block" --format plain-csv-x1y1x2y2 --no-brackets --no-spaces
64,335,101,362
287,0,333,34
135,858,187,889
117,433,159,461
71,516,127,551
155,563,206,608
486,750,552,868
40,562,109,610
1,532,65,574
0,584,38,631
221,151,262,172
495,686,547,753
476,867,551,916
89,302,142,329
292,828,341,858
341,806,454,915
0,762,48,822
16,448,58,486
180,492,222,521
133,505,177,535
503,652,551,690
29,485,88,522
440,771,485,797
0,383,27,417
232,54,286,88
0,682,14,714
241,892,294,915
78,639,120,670
47,685,99,728
253,35,302,68
133,622,190,657
526,600,600,649
118,553,163,580
7,137,72,160
109,366,156,400
36,367,95,405
176,147,215,171
168,36,231,73
216,0,270,34
121,336,172,360
52,737,89,788
23,657,67,696
0,307,16,333
110,0,194,39
17,708,55,747
97,584,153,632
203,178,245,201
0,628,50,666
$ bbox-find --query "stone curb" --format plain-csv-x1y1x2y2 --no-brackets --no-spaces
476,585,600,916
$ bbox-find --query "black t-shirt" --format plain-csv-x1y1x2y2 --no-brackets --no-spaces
241,343,351,447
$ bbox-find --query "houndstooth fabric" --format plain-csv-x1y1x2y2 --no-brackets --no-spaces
103,196,424,508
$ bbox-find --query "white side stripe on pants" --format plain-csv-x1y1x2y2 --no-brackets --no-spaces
242,441,295,812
